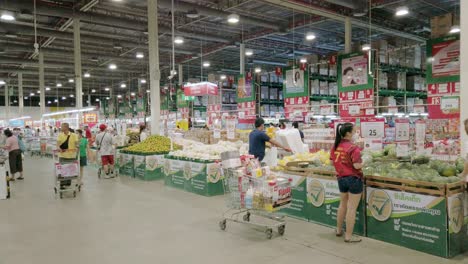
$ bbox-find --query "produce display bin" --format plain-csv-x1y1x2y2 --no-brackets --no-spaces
132,153,167,181
365,175,467,258
305,172,366,236
277,172,308,220
164,156,224,196
119,152,135,177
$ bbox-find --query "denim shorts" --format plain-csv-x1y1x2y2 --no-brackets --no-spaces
337,176,363,194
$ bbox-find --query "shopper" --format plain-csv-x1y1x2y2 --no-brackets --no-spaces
279,122,286,129
292,121,304,142
249,117,291,161
56,123,79,188
76,129,89,187
330,122,363,243
139,124,148,142
3,129,23,181
84,125,92,140
95,124,115,178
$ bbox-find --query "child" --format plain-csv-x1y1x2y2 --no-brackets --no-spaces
76,129,89,187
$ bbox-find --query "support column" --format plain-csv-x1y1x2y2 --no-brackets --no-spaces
178,64,183,85
5,83,9,120
74,18,83,109
88,94,91,107
148,0,161,135
18,73,23,115
39,52,45,116
461,0,468,157
345,17,352,53
240,43,245,74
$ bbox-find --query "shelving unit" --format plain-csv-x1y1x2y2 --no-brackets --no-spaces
258,73,284,118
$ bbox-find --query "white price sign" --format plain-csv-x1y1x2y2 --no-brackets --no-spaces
396,143,409,157
238,111,245,119
349,105,360,115
413,105,425,113
395,121,410,141
294,110,302,117
440,96,459,111
388,107,398,114
361,121,384,139
213,129,221,139
226,119,236,140
320,105,332,115
365,108,375,116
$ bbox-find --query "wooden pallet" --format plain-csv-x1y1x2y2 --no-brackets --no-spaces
365,175,446,196
445,181,466,196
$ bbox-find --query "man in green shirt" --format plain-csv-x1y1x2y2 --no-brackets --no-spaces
76,129,89,187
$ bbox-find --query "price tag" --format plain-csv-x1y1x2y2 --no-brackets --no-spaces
320,105,332,115
365,108,374,116
440,96,459,111
294,110,302,117
361,121,384,139
413,105,425,113
438,83,448,94
388,107,398,114
348,105,360,115
395,120,410,141
213,129,221,139
238,111,245,119
396,143,409,157
226,119,236,140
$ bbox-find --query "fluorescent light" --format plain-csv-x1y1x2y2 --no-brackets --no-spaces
146,90,150,93
362,44,371,51
382,113,392,116
0,80,6,85
395,6,409,16
312,115,324,119
227,14,240,24
42,107,95,117
136,52,144,59
9,116,31,121
108,63,117,70
13,100,17,103
96,98,100,102
106,97,110,100
84,72,91,78
170,69,177,76
409,113,419,116
300,58,307,63
245,49,254,56
37,90,40,94
220,75,226,80
325,115,337,119
140,79,147,84
120,83,127,88
131,92,136,96
56,83,62,87
420,113,429,116
117,95,122,98
450,25,460,34
91,89,96,93
70,94,74,98
375,115,384,118
46,87,51,91
54,99,58,103
30,93,35,96
62,97,67,100
104,87,110,91
24,96,28,100
203,62,210,67
47,101,51,104
68,78,74,83
254,67,261,73
174,36,184,44
305,32,316,41
0,11,15,21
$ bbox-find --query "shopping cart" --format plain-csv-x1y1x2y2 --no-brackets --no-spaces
28,138,42,157
219,165,291,239
53,150,80,199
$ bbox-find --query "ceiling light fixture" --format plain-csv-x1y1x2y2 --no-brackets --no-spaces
30,93,35,96
62,96,66,100
0,80,5,85
106,97,110,100
254,67,261,73
96,98,100,102
47,101,51,104
37,90,40,94
227,14,240,24
120,83,127,88
220,75,227,80
131,92,136,96
108,63,117,70
203,62,210,67
56,83,62,87
140,79,147,84
362,44,371,51
70,94,74,98
245,49,254,56
45,87,51,91
91,89,96,93
146,90,150,93
174,36,184,44
24,96,28,100
450,25,460,34
68,78,74,83
305,32,316,41
0,11,15,21
300,58,307,63
84,72,91,78
105,87,110,91
395,6,409,16
186,9,199,19
117,95,122,98
136,52,144,59
54,99,58,103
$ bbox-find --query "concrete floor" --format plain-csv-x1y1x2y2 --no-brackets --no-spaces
1,157,467,264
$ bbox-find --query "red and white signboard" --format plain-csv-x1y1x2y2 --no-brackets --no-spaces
206,104,221,126
284,96,309,121
431,39,460,78
395,119,410,142
183,82,218,96
339,89,374,117
237,101,256,124
178,107,190,119
360,118,385,139
427,82,460,119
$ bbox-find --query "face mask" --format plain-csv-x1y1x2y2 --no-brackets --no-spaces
352,133,359,142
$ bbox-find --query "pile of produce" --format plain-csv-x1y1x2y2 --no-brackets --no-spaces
276,150,334,172
169,140,248,161
126,129,140,145
123,135,180,154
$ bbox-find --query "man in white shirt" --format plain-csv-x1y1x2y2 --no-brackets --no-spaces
95,124,115,178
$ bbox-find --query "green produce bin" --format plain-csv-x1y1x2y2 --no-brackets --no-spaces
133,153,167,181
164,156,186,189
305,174,366,236
184,159,224,197
119,152,134,177
278,172,308,220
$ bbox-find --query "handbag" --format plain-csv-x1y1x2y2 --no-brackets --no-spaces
59,135,70,150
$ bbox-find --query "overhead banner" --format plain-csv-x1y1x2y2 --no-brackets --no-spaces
283,67,308,98
237,74,255,102
426,35,460,84
338,52,373,92
339,89,374,117
284,96,309,121
427,82,460,119
237,101,256,123
183,82,218,96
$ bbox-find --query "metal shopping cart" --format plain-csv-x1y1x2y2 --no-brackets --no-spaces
28,138,42,157
53,150,80,198
219,164,291,239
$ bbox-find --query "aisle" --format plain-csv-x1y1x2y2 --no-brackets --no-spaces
0,158,466,264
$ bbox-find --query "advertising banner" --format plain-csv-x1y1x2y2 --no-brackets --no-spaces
339,89,374,117
183,82,218,96
338,52,373,92
184,161,223,196
206,104,221,126
237,74,255,102
284,96,309,121
164,158,186,189
447,192,466,257
279,173,308,220
427,82,460,119
237,101,256,123
426,35,460,84
366,187,448,257
283,67,308,98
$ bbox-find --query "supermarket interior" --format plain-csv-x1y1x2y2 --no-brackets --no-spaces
1,0,468,263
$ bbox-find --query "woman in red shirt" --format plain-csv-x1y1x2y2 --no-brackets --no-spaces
330,122,363,243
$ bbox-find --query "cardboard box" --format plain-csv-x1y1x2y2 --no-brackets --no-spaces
431,13,453,38
319,64,329,76
329,83,338,96
387,72,406,90
311,79,320,95
379,71,388,89
261,86,269,99
269,73,278,83
319,81,329,95
329,65,337,77
406,76,425,91
261,74,269,83
270,88,278,100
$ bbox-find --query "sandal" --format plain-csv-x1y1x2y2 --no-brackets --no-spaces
344,236,362,243
335,230,343,237
17,177,24,180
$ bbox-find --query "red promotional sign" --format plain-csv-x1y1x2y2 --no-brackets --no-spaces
427,82,460,119
183,82,218,96
206,104,221,125
284,96,309,121
329,54,337,65
246,71,253,81
237,101,256,124
275,67,282,76
300,63,307,71
339,89,374,117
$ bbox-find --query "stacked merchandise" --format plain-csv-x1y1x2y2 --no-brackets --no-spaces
302,127,335,152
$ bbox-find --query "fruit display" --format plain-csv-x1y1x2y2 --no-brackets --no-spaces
276,150,333,171
123,135,181,154
266,127,276,139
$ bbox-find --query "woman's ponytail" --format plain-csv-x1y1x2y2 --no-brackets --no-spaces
333,122,354,150
334,124,343,150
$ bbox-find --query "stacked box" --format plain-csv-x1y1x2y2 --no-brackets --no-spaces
261,86,269,99
431,13,453,38
319,63,328,76
270,73,279,83
387,72,406,90
329,83,338,96
380,96,397,112
311,80,320,95
329,64,337,77
261,74,269,83
270,105,278,116
270,88,278,100
319,81,329,96
407,76,425,91
279,89,283,100
310,64,319,75
379,71,388,89
377,39,388,63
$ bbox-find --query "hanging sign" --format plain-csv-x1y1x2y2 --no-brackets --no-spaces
395,119,410,142
183,82,218,96
396,142,410,157
426,35,460,84
427,82,460,119
338,52,373,92
237,74,255,102
348,104,361,116
284,67,309,98
284,96,309,120
275,67,282,76
339,89,374,117
83,113,97,124
360,118,385,139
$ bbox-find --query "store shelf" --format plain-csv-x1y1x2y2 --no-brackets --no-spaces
310,74,337,82
260,82,283,88
193,106,207,110
378,89,427,98
260,100,283,105
310,95,338,101
379,63,425,76
222,103,237,106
